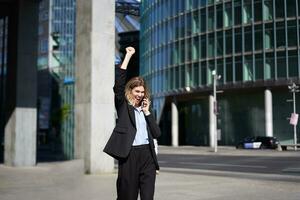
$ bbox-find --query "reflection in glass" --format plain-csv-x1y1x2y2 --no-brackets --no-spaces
263,0,273,20
265,52,275,79
224,2,232,27
265,23,274,49
244,55,253,81
243,0,252,24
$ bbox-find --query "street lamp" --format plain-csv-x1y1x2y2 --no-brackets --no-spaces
288,83,299,151
212,70,221,153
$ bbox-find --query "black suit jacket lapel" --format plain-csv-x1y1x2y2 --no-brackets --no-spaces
128,104,136,128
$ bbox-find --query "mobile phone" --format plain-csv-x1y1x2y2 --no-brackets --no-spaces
141,98,145,107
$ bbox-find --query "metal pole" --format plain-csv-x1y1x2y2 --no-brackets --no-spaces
293,90,297,150
213,72,217,153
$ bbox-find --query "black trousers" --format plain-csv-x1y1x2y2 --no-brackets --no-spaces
117,144,156,200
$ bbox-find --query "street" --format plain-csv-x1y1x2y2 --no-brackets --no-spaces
0,146,300,200
159,152,300,177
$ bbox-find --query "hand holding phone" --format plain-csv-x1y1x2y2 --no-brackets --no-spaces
141,98,151,115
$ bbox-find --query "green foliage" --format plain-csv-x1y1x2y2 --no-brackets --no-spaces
51,104,71,127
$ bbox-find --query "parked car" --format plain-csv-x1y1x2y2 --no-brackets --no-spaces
236,136,279,149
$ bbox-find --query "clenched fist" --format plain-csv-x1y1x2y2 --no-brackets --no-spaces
126,47,135,56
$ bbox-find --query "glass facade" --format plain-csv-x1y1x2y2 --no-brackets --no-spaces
140,0,300,145
38,0,76,159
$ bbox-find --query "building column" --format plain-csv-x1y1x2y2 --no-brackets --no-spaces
4,0,38,166
75,0,115,173
171,100,179,147
209,95,215,148
265,89,273,137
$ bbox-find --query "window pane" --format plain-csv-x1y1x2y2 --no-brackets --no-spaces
180,65,185,88
255,24,263,50
192,10,200,34
277,51,287,78
244,55,254,81
255,54,263,80
180,40,185,63
244,26,252,52
208,33,215,58
208,60,215,84
217,31,223,56
179,16,185,37
234,0,242,25
265,52,275,79
201,61,207,85
217,59,224,83
186,13,192,36
288,50,298,77
287,0,296,17
254,0,262,22
263,0,273,20
275,0,284,19
243,0,252,24
265,23,274,49
208,7,214,31
287,20,297,47
175,66,180,88
224,2,232,28
226,57,233,82
200,8,206,32
193,62,200,86
235,56,243,81
186,39,192,62
217,4,223,29
186,64,192,86
225,30,232,54
276,22,285,48
201,35,207,58
235,28,242,53
192,36,199,61
175,17,180,38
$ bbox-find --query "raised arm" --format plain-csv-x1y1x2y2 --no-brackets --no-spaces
120,47,135,70
114,47,135,108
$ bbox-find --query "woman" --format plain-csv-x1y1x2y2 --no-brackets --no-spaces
104,47,161,200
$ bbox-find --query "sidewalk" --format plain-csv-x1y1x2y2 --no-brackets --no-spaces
0,146,299,200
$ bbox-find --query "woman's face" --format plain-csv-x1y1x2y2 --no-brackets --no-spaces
131,86,145,107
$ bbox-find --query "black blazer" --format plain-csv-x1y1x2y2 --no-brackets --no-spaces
103,68,161,170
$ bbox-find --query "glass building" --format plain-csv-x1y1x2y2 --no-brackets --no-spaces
37,0,76,159
140,0,300,146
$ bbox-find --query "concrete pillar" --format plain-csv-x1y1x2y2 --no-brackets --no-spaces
209,95,215,148
265,89,273,137
75,0,115,173
4,0,38,166
171,100,179,147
